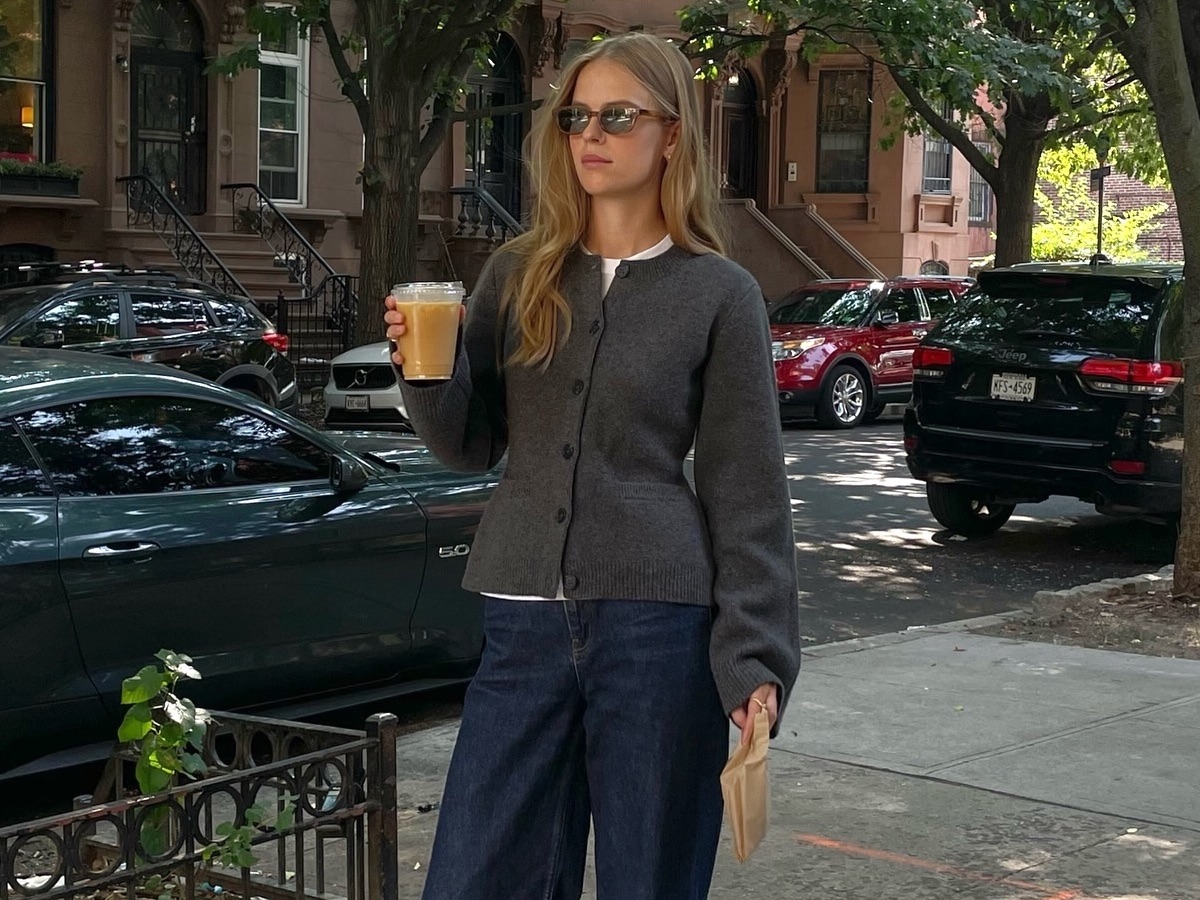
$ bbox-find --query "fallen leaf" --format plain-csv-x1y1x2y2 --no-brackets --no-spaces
954,705,965,712
954,646,965,652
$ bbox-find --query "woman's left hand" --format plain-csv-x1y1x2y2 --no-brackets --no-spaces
731,683,778,746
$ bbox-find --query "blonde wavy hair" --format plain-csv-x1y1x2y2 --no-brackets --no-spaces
500,32,728,369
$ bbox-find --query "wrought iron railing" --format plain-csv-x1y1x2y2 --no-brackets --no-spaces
222,184,346,297
273,274,361,396
0,712,399,900
117,175,249,298
450,186,524,242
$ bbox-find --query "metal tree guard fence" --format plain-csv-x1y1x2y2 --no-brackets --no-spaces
0,713,399,900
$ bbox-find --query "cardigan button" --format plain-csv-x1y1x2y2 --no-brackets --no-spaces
556,508,567,523
589,320,601,335
564,574,580,590
562,444,574,459
615,264,630,278
572,379,585,395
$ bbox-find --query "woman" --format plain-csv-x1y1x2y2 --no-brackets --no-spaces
384,32,800,900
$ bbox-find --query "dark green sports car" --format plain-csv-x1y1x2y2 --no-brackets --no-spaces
0,347,495,776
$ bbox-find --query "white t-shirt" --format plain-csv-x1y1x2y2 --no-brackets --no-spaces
483,233,675,601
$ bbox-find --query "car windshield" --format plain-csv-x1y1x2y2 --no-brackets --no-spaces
0,286,57,335
935,274,1166,356
769,287,878,328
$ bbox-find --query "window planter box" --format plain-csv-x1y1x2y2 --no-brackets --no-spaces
0,172,81,197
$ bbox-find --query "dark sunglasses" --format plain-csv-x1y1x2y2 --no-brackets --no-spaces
555,105,675,135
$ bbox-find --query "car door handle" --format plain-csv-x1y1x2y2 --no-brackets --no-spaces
83,541,161,559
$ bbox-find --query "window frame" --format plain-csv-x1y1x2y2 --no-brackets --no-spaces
815,69,871,194
968,139,995,224
921,100,954,195
0,0,54,163
257,9,309,206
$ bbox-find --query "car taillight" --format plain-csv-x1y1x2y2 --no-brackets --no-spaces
913,346,953,378
263,331,290,354
1078,358,1182,396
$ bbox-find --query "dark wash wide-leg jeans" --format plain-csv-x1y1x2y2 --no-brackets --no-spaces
419,597,730,900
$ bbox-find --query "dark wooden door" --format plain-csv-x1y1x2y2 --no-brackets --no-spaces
721,71,759,200
131,47,208,214
464,35,524,220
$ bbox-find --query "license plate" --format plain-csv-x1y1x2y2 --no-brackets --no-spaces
345,394,369,411
990,372,1036,402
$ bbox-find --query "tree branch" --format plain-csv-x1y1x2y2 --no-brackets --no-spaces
318,9,369,131
888,64,1000,189
1045,103,1146,141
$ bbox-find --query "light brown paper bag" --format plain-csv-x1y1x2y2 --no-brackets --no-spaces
719,704,770,862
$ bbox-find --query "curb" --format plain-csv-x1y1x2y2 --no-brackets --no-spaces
802,609,1027,660
1029,565,1174,621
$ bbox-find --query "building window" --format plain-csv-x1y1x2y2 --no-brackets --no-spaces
816,69,870,193
258,12,307,204
969,140,994,224
922,100,953,194
0,0,50,163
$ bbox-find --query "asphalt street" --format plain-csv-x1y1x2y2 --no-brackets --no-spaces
782,415,1175,643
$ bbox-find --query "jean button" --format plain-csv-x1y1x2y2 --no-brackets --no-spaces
556,508,567,523
564,574,580,590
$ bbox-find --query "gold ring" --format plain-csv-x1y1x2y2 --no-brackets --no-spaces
752,698,768,712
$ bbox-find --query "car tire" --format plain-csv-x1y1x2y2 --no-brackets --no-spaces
926,483,1015,537
863,401,887,424
817,364,868,428
232,380,275,407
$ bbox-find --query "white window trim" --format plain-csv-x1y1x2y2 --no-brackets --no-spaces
258,12,309,207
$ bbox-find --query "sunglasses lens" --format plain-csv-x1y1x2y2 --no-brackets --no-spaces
556,108,588,134
600,108,636,134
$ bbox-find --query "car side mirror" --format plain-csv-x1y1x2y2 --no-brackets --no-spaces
330,454,369,494
21,329,65,349
874,310,900,327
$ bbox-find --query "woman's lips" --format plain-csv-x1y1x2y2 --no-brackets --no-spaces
581,155,611,168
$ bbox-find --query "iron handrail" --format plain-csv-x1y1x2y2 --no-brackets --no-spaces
116,175,249,298
221,183,340,293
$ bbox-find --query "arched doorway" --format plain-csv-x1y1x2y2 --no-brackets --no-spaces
721,69,759,199
920,259,949,275
129,0,208,214
464,34,524,220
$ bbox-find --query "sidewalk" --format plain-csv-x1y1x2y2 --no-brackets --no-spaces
390,615,1200,899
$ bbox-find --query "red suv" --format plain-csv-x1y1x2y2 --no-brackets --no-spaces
770,276,975,428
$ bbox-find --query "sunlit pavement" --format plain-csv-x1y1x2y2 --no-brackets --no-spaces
777,416,1174,644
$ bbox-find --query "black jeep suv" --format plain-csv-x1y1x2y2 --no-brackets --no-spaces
904,261,1185,537
0,263,297,412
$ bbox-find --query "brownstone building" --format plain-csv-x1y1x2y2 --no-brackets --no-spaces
0,0,989,307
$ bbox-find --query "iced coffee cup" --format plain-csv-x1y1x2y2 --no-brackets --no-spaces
390,281,465,380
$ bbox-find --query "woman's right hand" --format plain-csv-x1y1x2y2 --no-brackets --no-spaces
383,296,408,367
383,296,466,367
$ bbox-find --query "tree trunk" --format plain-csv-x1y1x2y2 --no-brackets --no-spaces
1115,0,1200,598
990,100,1050,267
354,73,423,349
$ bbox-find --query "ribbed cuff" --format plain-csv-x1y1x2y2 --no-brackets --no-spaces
712,656,787,738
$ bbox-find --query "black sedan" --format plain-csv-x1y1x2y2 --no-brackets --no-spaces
0,347,494,775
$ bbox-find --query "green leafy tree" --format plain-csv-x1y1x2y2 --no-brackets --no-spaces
212,0,529,346
680,0,1164,266
1102,0,1200,598
1030,145,1166,262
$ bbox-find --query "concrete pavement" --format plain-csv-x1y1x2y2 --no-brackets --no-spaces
389,613,1200,899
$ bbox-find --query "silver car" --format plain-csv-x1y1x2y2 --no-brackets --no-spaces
323,341,410,429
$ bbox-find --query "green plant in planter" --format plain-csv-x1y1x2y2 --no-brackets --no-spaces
119,649,211,794
120,650,295,879
0,159,84,179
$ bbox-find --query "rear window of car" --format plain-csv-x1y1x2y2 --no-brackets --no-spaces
935,274,1168,356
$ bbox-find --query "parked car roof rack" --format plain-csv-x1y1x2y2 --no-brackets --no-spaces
0,262,224,294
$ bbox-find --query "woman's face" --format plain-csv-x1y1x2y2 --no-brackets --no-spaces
566,59,680,202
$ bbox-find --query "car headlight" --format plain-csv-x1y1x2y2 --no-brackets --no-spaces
772,337,825,360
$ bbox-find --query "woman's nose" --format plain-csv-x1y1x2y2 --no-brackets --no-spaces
582,115,605,141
